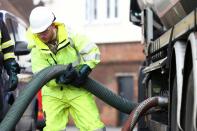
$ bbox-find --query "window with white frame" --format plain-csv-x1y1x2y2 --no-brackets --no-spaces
86,0,98,22
85,0,119,23
107,0,118,19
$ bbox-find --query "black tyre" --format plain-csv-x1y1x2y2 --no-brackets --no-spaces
170,75,179,131
183,71,195,131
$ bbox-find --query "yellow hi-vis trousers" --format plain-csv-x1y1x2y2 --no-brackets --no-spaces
42,92,104,131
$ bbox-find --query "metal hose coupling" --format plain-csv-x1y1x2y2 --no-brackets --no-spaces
122,96,168,131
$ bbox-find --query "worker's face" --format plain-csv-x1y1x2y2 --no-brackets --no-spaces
36,25,55,43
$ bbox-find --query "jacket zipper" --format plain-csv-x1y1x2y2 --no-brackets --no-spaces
50,53,63,91
50,53,57,64
49,53,63,90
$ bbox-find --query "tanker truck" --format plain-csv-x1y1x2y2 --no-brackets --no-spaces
128,0,197,131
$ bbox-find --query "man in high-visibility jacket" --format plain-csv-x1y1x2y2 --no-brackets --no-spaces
26,6,105,131
0,19,20,121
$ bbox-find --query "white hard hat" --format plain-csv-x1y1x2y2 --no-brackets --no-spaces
29,6,55,33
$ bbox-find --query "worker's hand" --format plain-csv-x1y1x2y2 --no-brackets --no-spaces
71,64,92,87
8,74,18,91
56,63,78,84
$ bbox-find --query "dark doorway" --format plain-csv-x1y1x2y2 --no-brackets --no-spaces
117,74,135,126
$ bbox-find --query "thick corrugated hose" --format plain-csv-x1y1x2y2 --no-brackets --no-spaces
0,65,137,131
122,97,168,131
85,77,138,114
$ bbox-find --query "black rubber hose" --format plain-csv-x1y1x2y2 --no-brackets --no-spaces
85,78,138,114
0,65,137,131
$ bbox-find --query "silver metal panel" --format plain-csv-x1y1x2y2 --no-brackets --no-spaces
137,0,197,29
148,10,197,55
143,57,167,73
153,0,179,17
137,0,178,15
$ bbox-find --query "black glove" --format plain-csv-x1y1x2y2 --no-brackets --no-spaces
71,64,92,87
4,59,20,91
56,64,92,87
56,63,78,84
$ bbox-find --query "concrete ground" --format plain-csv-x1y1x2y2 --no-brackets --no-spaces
66,126,121,131
66,126,137,131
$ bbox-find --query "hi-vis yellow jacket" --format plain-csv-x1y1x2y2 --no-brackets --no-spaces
26,22,100,100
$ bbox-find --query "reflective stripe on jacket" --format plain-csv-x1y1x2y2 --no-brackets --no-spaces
26,22,100,99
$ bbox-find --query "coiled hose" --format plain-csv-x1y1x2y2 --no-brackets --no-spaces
0,65,137,131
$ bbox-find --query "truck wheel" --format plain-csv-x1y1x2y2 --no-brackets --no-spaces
170,76,179,131
183,71,195,131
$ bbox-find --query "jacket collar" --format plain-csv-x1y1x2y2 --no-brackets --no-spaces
56,22,68,44
27,22,69,54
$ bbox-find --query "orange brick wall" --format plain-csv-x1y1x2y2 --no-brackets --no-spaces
99,42,145,63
